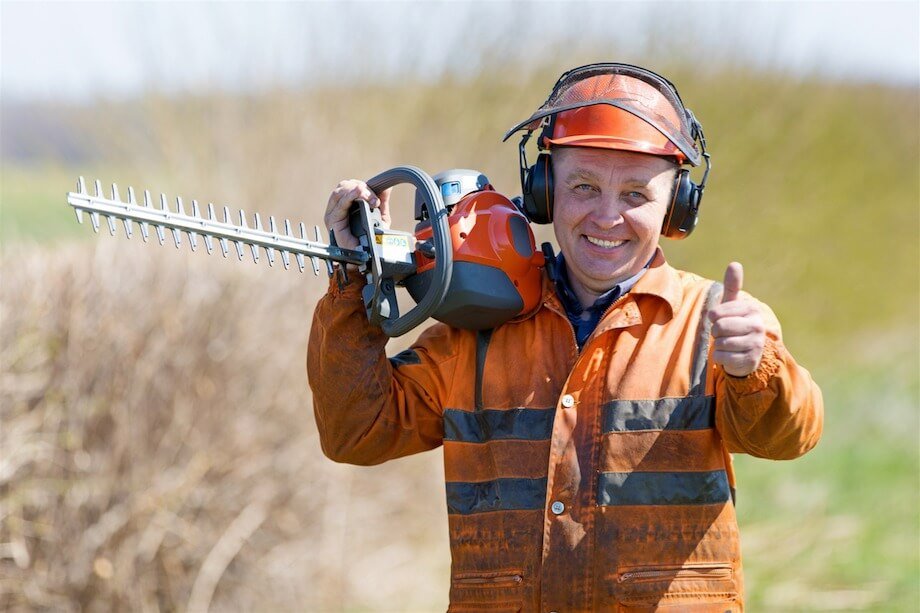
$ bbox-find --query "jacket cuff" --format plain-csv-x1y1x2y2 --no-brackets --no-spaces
724,335,784,395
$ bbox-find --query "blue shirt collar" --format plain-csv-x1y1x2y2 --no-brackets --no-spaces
552,252,651,348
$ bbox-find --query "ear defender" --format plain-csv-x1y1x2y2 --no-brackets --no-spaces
521,152,554,224
519,117,556,225
661,168,703,239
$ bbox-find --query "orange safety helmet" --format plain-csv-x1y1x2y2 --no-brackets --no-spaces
504,63,702,166
543,97,686,164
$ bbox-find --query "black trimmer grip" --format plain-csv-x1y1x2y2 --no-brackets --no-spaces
365,166,452,337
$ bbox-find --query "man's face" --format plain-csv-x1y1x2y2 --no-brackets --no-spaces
552,147,677,303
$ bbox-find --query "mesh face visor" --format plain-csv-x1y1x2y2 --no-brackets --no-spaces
503,63,704,167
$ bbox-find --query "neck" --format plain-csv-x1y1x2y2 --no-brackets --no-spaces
561,260,651,311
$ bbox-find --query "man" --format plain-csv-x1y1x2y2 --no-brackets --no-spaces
308,63,823,611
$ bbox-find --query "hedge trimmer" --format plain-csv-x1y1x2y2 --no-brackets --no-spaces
67,166,546,337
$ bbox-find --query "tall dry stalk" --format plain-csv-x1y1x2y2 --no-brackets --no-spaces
0,240,449,611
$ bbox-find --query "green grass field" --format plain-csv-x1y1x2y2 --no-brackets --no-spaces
2,62,917,610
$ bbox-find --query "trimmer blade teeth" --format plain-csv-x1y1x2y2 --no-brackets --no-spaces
70,180,337,278
189,201,201,251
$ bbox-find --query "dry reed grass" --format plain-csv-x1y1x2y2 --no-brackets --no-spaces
0,240,450,611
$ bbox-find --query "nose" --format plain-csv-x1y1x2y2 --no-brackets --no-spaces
588,196,626,230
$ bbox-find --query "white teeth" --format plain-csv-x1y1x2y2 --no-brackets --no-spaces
586,236,626,248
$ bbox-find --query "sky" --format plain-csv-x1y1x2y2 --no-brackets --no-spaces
1,1,918,103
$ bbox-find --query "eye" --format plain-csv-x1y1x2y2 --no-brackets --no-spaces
573,183,598,194
624,190,649,203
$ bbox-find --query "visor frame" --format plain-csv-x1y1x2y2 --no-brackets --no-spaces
502,63,703,167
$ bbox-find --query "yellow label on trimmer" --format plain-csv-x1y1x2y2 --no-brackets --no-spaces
376,235,410,248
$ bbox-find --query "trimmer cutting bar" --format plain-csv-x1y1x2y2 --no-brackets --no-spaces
67,177,368,273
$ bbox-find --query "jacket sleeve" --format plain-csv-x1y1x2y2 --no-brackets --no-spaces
713,295,824,460
307,273,460,465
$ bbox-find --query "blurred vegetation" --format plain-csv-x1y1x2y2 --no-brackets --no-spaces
1,55,917,611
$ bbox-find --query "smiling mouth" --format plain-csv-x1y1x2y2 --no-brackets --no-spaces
585,236,627,249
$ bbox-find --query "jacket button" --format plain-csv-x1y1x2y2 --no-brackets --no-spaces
551,501,565,515
561,394,575,408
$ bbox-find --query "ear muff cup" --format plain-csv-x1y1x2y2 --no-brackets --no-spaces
521,152,554,224
661,168,703,239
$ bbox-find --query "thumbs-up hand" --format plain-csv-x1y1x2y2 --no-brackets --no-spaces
707,262,766,377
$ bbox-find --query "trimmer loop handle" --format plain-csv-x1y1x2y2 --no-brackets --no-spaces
366,166,453,337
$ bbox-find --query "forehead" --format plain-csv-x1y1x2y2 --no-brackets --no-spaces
553,147,676,181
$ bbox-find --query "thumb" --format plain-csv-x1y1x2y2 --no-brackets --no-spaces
721,261,744,303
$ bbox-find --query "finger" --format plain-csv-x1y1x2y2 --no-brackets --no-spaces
326,181,361,218
711,315,765,339
708,299,760,322
343,184,378,209
721,262,744,304
329,181,377,208
712,332,765,353
377,187,393,226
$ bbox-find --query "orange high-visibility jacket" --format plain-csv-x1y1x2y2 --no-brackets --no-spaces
307,250,823,612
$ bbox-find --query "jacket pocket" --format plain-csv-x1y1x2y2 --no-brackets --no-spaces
447,603,522,613
613,562,737,607
452,570,524,587
448,569,524,612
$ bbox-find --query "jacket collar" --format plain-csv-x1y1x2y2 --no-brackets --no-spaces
515,247,682,325
626,247,683,317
